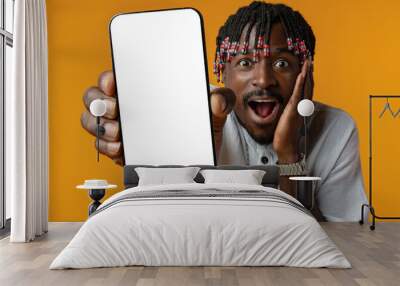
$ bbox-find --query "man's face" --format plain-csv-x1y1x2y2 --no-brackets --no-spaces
223,22,301,144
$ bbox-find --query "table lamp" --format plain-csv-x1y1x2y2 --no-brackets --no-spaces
297,99,315,162
291,99,320,210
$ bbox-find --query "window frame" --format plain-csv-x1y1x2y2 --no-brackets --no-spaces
0,0,14,231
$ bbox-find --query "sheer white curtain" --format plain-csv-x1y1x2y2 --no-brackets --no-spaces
7,0,48,242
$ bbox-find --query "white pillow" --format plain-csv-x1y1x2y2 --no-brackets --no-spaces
200,169,266,185
135,167,201,186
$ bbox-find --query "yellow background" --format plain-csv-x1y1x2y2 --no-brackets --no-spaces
47,0,400,221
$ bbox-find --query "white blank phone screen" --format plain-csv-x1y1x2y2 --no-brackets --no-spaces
110,9,215,165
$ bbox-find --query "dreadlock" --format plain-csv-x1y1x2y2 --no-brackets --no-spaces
214,1,316,82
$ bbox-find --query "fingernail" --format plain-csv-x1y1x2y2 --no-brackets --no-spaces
104,99,116,116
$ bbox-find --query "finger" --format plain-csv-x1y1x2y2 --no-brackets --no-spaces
81,111,120,142
209,88,235,158
289,60,309,106
95,139,122,159
210,87,236,118
83,87,118,119
113,157,124,166
304,61,314,101
98,70,116,97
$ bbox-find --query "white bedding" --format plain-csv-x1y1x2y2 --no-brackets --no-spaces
50,183,350,269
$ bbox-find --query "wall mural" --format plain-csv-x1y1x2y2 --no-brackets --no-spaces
46,0,400,221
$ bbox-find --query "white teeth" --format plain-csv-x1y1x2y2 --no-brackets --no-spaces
251,99,276,103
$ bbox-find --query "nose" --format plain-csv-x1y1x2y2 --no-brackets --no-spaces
251,59,278,89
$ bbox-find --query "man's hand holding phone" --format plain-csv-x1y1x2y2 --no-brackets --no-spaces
80,70,236,165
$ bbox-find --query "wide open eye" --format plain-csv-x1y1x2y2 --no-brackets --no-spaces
237,58,253,68
273,59,289,69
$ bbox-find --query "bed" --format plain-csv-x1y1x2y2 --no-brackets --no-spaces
50,165,350,269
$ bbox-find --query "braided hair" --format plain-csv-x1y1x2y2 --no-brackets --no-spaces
214,1,316,82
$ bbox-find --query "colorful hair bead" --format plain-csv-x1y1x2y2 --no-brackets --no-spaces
293,38,300,55
232,41,238,57
256,35,263,49
263,43,270,57
287,37,293,50
252,48,257,62
299,40,306,53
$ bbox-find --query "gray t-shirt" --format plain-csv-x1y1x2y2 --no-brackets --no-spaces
218,101,368,222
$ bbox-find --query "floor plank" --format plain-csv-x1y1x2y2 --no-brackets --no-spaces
0,222,399,286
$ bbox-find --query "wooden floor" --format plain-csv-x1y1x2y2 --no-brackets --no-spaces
0,222,399,286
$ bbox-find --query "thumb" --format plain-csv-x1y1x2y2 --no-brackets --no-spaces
210,87,236,158
210,87,236,118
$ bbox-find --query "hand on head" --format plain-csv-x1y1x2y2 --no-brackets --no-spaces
272,58,314,163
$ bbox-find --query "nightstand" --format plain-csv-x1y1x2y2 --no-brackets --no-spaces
289,176,321,210
77,180,117,215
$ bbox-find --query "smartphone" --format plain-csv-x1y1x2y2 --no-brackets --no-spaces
110,8,215,166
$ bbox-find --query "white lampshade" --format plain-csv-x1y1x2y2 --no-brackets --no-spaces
297,99,315,117
90,99,107,117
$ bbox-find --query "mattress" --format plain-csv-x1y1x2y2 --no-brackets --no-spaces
50,183,350,269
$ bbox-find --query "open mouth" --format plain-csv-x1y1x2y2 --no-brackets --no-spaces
247,99,280,123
